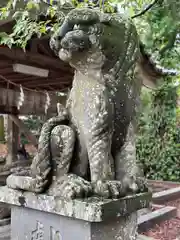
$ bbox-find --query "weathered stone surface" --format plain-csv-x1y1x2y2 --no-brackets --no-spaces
0,171,11,221
0,204,10,221
138,235,155,240
138,206,177,232
0,160,32,220
11,206,138,240
0,225,10,240
0,186,151,222
6,7,149,200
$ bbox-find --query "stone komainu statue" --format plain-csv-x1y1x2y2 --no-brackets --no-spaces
6,7,172,199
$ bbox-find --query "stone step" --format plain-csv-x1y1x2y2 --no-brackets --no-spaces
138,206,177,232
153,187,180,204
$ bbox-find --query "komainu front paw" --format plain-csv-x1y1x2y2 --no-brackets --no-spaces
92,177,149,199
47,174,93,199
92,180,127,199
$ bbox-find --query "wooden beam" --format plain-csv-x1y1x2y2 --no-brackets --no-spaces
9,115,38,148
0,47,73,73
0,68,72,80
30,39,38,53
6,115,19,164
38,42,53,57
8,77,39,83
0,19,13,27
0,74,38,82
13,64,49,77
0,67,13,74
0,106,18,115
0,19,15,34
25,79,71,87
0,116,5,142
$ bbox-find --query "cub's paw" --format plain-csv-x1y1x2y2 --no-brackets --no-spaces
6,174,48,193
122,175,149,194
92,180,127,199
48,174,93,199
6,167,50,193
135,177,149,193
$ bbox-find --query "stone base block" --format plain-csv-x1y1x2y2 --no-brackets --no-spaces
0,186,151,240
11,206,138,240
0,217,10,227
0,225,10,240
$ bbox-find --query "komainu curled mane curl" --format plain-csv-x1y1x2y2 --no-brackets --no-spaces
6,7,174,199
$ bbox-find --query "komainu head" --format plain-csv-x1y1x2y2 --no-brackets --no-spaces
50,7,139,76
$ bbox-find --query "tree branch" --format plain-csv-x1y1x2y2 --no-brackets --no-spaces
42,0,52,6
132,0,160,19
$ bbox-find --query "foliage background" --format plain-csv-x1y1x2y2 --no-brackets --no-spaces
132,0,180,181
0,0,179,180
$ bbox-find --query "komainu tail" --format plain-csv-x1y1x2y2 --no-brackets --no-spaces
137,42,178,88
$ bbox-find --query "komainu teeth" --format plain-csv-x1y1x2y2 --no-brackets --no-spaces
74,24,79,30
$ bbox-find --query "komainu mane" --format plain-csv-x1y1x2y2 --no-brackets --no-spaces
6,7,169,199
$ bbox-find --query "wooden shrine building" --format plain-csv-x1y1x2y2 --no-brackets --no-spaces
0,17,74,163
0,19,73,115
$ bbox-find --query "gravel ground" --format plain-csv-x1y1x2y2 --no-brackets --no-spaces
142,218,180,240
164,199,180,208
164,199,180,219
141,199,180,240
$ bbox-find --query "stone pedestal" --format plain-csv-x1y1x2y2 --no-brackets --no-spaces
0,186,151,240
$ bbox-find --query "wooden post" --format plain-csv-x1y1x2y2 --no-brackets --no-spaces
6,115,19,164
0,115,5,142
9,115,38,148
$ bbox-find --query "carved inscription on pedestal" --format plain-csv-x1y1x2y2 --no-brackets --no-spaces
31,221,44,240
30,221,62,239
50,226,62,240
